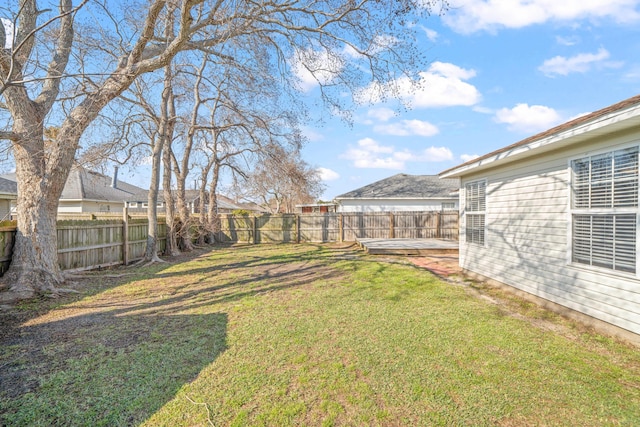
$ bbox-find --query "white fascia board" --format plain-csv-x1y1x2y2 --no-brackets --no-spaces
60,198,125,204
335,197,456,201
441,104,640,178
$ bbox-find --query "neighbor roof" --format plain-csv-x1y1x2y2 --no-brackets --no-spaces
62,167,145,201
441,93,640,178
0,177,17,196
1,167,144,202
335,174,459,200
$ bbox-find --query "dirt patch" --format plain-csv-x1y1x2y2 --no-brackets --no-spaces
407,255,462,278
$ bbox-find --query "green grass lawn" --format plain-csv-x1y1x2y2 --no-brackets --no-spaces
1,244,639,426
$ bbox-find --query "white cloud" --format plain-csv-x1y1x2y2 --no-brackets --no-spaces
340,137,452,169
317,167,340,181
342,44,361,59
460,154,480,162
472,106,494,114
555,35,580,46
367,107,396,122
374,119,439,137
494,103,563,133
302,126,324,142
441,0,640,34
422,26,439,42
622,65,640,81
539,47,622,76
291,47,344,92
357,61,480,108
422,146,454,161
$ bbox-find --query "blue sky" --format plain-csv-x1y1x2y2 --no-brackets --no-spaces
297,0,640,200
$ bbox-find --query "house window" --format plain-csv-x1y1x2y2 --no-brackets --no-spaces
129,202,138,208
442,202,456,210
465,180,486,245
571,147,638,273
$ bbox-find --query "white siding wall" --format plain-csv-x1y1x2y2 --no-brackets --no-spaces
58,202,83,213
460,130,640,336
58,201,125,213
338,198,458,212
0,199,11,220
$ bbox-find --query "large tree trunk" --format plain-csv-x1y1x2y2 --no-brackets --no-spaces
3,133,65,298
175,177,194,251
142,133,165,263
196,164,212,244
162,146,180,256
207,163,222,243
1,96,72,299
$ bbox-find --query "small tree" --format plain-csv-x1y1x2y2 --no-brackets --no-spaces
243,145,325,214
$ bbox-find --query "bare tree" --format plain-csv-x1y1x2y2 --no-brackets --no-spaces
0,0,446,300
243,145,325,214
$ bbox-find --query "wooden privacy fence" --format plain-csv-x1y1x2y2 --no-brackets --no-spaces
218,211,459,243
0,215,167,275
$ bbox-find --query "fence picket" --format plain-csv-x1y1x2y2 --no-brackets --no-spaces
219,211,459,243
0,211,458,275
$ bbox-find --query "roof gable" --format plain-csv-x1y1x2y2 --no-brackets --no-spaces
335,174,459,200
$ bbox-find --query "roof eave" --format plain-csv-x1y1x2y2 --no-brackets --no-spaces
335,196,457,201
60,198,127,204
440,100,640,179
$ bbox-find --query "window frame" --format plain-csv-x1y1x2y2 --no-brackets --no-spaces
464,179,487,247
568,145,640,275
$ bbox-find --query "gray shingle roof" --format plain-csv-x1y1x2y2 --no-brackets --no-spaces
0,176,17,195
61,167,145,201
335,174,459,199
3,167,145,201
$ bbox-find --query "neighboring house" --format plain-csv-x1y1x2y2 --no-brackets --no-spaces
233,200,269,215
0,177,17,220
127,189,257,215
440,94,640,340
3,166,146,215
182,191,244,214
334,174,459,212
125,191,167,214
296,203,338,213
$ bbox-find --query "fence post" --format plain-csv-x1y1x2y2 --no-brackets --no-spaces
436,211,442,239
296,214,301,243
252,215,257,244
339,213,344,242
389,212,394,239
122,205,129,265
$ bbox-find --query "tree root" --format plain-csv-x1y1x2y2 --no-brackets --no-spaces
0,289,34,304
134,255,168,267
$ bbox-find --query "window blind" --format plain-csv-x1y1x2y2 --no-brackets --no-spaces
465,180,486,245
571,146,638,274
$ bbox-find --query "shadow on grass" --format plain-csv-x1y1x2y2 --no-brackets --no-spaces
0,243,358,425
0,308,227,426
